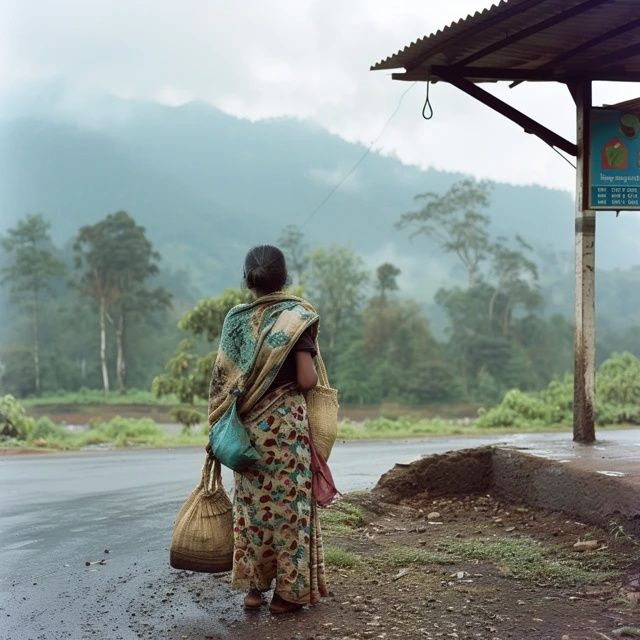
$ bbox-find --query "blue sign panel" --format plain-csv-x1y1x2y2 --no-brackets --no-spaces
590,107,640,210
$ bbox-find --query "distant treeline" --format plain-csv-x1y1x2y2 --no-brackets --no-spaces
1,179,639,409
152,180,576,424
0,211,181,395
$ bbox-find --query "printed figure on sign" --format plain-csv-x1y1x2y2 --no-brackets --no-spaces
602,138,628,170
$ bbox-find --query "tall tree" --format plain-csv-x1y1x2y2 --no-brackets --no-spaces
109,214,171,393
435,235,544,396
1,215,64,394
488,235,541,336
73,211,169,394
278,225,309,284
74,217,118,394
375,262,401,302
307,246,369,371
397,178,492,287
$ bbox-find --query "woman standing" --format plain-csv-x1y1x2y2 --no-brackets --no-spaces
208,245,330,614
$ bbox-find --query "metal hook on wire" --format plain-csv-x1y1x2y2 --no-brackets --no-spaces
422,79,434,120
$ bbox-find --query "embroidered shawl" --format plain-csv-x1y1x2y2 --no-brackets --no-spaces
207,292,319,426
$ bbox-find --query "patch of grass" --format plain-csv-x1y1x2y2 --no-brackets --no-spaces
375,545,453,567
438,536,619,586
77,417,166,447
162,427,210,448
21,389,204,407
4,415,208,451
337,416,573,440
338,417,461,440
323,546,361,568
320,501,366,535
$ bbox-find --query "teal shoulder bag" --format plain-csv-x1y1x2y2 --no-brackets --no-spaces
209,390,260,471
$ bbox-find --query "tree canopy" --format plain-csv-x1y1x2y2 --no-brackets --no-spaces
1,215,65,394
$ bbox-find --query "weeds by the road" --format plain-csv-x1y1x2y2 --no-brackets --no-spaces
2,392,637,453
375,546,452,567
437,536,621,586
320,501,366,536
21,389,194,406
1,413,207,452
324,546,362,568
363,535,621,587
317,494,637,591
337,416,571,440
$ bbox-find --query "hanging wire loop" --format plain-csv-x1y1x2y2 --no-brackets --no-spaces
422,80,434,120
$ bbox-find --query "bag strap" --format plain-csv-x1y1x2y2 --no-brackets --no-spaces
314,341,330,388
201,453,223,494
200,453,214,489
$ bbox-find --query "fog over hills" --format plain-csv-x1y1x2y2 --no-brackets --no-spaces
1,86,639,322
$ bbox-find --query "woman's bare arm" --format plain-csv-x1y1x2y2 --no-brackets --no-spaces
295,351,318,391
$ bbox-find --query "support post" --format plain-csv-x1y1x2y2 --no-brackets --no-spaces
573,80,596,443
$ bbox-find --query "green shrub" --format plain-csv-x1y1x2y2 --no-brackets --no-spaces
79,416,165,447
477,389,553,429
477,352,640,428
598,352,640,409
171,406,204,431
539,374,573,424
29,417,70,442
0,395,34,439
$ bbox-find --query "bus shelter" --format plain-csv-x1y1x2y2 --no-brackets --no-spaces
372,0,640,443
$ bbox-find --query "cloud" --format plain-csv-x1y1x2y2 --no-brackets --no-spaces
2,0,639,191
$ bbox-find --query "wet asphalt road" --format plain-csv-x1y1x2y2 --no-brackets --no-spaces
0,434,532,640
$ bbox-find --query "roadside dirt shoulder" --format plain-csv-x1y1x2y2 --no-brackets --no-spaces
221,491,640,640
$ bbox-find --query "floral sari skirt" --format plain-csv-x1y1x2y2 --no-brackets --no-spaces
231,384,328,604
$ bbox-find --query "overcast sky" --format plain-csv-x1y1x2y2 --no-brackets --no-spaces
2,0,639,192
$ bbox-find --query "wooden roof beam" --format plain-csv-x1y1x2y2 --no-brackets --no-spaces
435,66,559,80
436,68,577,156
392,66,640,83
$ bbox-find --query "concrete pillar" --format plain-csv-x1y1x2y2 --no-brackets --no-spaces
573,81,596,444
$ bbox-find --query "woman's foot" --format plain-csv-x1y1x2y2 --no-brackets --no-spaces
268,592,303,614
243,588,263,610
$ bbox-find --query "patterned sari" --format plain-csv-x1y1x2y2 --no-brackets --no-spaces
231,383,328,603
207,293,329,604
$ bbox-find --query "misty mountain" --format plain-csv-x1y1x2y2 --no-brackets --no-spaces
1,89,639,309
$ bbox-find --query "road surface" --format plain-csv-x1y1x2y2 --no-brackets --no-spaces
0,433,579,639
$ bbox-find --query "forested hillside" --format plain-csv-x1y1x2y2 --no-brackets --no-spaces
5,91,638,294
1,90,640,402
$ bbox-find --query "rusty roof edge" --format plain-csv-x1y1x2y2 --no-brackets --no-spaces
370,0,529,71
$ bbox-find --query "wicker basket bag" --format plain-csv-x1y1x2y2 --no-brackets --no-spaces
169,454,233,573
305,348,338,461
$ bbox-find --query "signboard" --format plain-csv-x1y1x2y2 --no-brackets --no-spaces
590,107,640,210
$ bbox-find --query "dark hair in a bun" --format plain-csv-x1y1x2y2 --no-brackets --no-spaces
243,245,288,293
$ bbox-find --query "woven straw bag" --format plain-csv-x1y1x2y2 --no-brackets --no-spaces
305,348,338,461
170,454,233,573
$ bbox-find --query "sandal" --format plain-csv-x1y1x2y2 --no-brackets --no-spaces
243,588,263,610
269,592,303,615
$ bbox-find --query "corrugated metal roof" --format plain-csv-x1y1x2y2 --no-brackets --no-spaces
371,0,640,83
